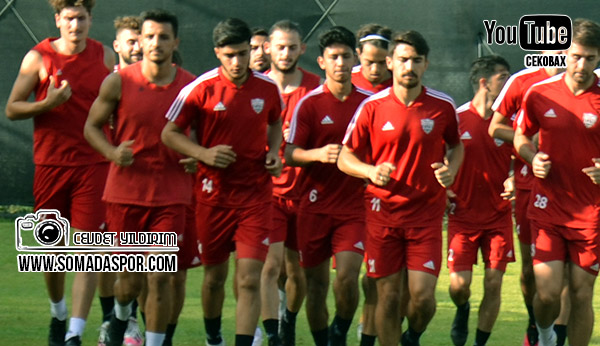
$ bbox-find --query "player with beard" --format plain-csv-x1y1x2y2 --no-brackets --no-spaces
338,30,464,345
113,16,142,71
250,27,270,73
514,18,600,346
261,19,321,346
352,24,392,93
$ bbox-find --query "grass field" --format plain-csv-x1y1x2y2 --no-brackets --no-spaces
2,218,600,345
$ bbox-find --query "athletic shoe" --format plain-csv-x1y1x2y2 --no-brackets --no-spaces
124,317,143,346
206,340,225,346
450,302,470,346
49,317,66,346
356,322,364,340
252,326,263,346
106,315,128,346
97,321,109,346
524,324,539,346
400,330,420,346
64,336,82,346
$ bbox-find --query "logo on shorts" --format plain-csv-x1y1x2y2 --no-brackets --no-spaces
494,138,505,147
353,241,364,251
507,250,514,258
421,119,434,134
590,263,599,272
423,260,435,270
583,113,598,128
251,98,265,114
368,259,376,273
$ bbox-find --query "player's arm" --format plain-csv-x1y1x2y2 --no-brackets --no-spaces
5,50,71,120
84,73,134,167
161,121,236,169
337,145,395,186
103,45,116,71
431,141,464,188
284,142,342,167
488,111,514,143
514,126,550,179
265,118,283,177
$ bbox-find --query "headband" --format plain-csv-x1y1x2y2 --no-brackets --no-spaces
359,34,390,43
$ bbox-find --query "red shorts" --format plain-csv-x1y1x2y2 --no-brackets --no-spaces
195,202,271,266
271,196,299,250
366,224,442,278
34,164,108,231
515,188,533,245
296,211,365,268
447,222,515,273
178,203,202,269
531,220,600,275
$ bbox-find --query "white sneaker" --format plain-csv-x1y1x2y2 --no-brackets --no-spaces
124,317,144,346
97,321,109,346
206,340,225,346
252,327,263,346
357,322,364,340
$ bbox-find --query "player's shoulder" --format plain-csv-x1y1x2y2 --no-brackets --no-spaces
355,86,374,98
299,68,322,86
424,87,456,109
456,101,471,115
252,70,278,87
527,73,563,95
176,66,197,83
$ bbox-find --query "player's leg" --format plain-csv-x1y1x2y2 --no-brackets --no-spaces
261,241,284,344
98,270,116,345
202,262,229,345
374,271,403,346
475,269,503,345
303,259,331,346
330,251,363,344
449,270,472,346
554,265,570,346
281,247,305,345
236,257,265,338
359,272,377,346
161,269,186,346
566,263,596,346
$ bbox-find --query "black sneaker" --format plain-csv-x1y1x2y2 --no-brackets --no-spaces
268,334,283,346
106,315,129,346
525,323,539,346
279,317,295,346
49,317,66,346
64,336,81,346
328,324,347,346
401,330,420,346
450,302,470,346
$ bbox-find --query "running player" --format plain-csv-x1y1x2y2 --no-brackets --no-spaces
446,55,513,346
113,16,142,71
250,27,270,73
161,18,283,346
338,30,464,346
514,18,600,346
84,9,195,346
5,1,114,345
261,19,321,346
352,23,392,93
488,52,568,346
285,26,371,346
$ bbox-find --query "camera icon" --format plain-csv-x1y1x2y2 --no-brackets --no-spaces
15,209,70,251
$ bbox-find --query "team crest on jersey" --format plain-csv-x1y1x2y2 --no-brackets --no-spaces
583,113,598,128
421,118,434,134
251,98,265,114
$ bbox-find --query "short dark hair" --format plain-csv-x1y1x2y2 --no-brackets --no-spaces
114,15,141,34
252,27,268,37
469,55,510,91
213,18,251,47
140,9,178,38
48,0,94,14
388,30,430,58
572,18,600,49
269,20,303,41
356,23,392,52
318,26,356,55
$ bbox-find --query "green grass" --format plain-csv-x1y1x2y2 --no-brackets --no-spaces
2,218,600,345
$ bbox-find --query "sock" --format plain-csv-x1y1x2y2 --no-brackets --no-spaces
526,304,536,326
164,323,177,345
404,326,423,345
114,299,133,322
536,323,556,346
263,319,279,340
456,301,470,318
50,297,67,321
330,315,353,339
473,329,491,346
284,309,298,324
311,327,329,346
131,300,139,319
65,317,86,340
554,324,567,346
204,316,222,344
100,296,115,322
145,331,166,346
140,311,146,327
235,334,254,346
360,333,376,346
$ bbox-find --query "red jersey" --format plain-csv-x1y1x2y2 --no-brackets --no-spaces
344,87,460,227
166,67,282,208
518,74,600,228
492,68,553,190
288,84,372,214
32,38,110,166
273,68,321,199
449,102,513,228
351,65,392,93
103,63,195,206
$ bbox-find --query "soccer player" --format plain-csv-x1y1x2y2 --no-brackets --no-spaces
446,55,513,346
161,18,283,346
488,52,568,346
97,14,144,346
250,27,270,73
5,1,114,345
284,26,371,346
514,18,600,346
352,23,392,93
337,30,464,346
261,19,321,346
84,9,195,346
113,15,142,70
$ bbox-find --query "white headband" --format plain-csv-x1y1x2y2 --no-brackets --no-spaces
359,34,390,43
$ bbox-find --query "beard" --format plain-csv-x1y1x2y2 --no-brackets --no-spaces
274,59,299,74
398,72,420,89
